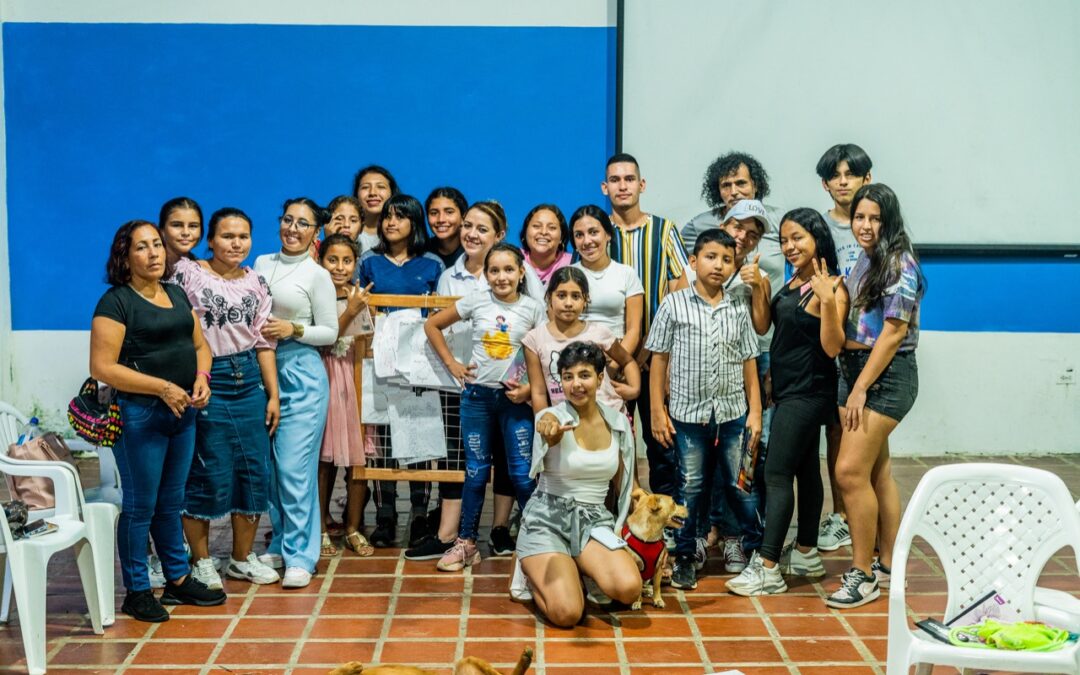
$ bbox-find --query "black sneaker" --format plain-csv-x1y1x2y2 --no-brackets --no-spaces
489,526,516,557
121,589,169,623
825,567,880,609
405,535,454,561
408,513,429,547
160,575,227,607
371,516,397,548
670,555,698,590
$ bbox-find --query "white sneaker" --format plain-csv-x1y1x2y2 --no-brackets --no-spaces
148,554,165,589
583,576,612,606
778,543,827,578
825,567,880,609
871,558,891,589
191,557,223,591
258,552,284,570
817,513,851,551
281,567,313,589
509,557,533,602
726,551,787,596
227,553,281,585
722,536,748,574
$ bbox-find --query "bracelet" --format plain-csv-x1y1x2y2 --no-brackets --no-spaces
197,370,212,382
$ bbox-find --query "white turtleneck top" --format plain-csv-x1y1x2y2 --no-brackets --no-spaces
253,250,338,347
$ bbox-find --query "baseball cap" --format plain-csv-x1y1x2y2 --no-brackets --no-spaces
723,199,771,233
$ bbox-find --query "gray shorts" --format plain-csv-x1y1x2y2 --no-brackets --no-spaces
516,491,621,559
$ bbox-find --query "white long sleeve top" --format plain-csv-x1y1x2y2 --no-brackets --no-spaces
253,250,338,347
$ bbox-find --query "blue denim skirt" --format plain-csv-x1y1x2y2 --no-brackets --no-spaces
183,349,272,519
838,349,919,422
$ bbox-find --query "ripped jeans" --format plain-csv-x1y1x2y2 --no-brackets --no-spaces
457,384,536,541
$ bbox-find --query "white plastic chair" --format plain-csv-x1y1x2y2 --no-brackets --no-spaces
0,401,118,627
886,463,1080,675
0,454,105,674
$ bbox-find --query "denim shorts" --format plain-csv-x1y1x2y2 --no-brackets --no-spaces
838,350,918,422
184,350,272,519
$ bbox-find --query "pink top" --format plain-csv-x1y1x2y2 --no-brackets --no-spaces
172,257,275,356
525,250,572,285
521,321,626,414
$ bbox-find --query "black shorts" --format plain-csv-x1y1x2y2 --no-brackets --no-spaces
837,350,918,422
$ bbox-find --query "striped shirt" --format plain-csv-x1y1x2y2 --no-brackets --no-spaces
645,285,760,424
608,214,689,335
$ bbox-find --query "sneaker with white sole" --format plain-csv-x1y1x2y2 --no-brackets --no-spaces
825,567,880,609
148,554,165,589
227,553,281,584
191,557,223,591
257,552,284,570
509,557,533,602
693,537,709,571
817,513,851,551
436,538,480,572
281,566,313,589
722,536,748,574
871,558,891,589
778,543,826,578
726,551,787,596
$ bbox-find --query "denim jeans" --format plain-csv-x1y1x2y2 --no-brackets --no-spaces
185,350,271,519
707,352,769,545
112,396,196,592
631,375,678,497
673,413,762,557
458,384,536,541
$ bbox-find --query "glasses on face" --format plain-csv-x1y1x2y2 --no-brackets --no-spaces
280,215,314,231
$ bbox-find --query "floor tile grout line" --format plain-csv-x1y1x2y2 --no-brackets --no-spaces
197,578,259,675
371,551,407,664
831,602,885,675
608,608,629,675
676,589,713,673
750,594,798,674
286,555,340,672
99,595,164,675
534,611,545,674
455,566,474,663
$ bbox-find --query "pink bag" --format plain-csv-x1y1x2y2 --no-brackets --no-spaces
5,433,78,509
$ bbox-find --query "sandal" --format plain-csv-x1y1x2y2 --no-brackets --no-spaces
320,532,338,558
344,530,375,557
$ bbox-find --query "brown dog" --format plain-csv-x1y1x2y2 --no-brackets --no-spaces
329,647,533,675
622,488,688,610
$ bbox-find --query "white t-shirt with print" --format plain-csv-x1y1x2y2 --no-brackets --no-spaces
572,261,644,339
455,290,546,388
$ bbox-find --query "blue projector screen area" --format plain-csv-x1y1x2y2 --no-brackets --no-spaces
4,22,615,330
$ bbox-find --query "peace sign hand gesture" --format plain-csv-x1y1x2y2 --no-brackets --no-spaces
345,281,373,315
807,257,842,304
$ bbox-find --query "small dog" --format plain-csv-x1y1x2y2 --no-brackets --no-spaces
623,488,688,610
329,647,533,675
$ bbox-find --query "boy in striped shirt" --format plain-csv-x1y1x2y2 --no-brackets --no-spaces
644,229,762,591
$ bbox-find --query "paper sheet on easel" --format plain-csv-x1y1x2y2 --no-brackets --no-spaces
360,358,390,424
374,310,424,379
386,385,446,463
407,329,472,391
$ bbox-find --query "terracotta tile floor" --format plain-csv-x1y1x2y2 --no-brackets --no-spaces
1,454,1078,674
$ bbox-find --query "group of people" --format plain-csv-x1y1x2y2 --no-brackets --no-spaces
88,145,925,628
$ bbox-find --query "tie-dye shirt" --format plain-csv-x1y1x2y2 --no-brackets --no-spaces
845,251,924,351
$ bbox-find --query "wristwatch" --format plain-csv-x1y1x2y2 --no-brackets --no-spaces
291,322,305,338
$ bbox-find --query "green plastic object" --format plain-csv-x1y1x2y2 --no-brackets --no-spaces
948,619,1072,652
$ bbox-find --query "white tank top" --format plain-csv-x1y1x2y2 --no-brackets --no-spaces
537,431,619,504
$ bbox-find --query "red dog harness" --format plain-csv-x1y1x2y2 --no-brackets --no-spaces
622,524,666,580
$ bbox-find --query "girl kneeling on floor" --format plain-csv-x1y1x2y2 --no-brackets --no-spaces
514,342,641,628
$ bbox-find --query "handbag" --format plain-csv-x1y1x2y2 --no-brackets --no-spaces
67,377,122,447
5,433,79,509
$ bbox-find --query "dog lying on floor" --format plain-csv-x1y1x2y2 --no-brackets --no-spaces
329,646,533,675
622,488,688,610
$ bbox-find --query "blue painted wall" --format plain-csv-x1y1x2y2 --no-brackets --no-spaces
3,22,616,330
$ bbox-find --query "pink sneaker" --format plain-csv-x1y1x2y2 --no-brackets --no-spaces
437,538,480,572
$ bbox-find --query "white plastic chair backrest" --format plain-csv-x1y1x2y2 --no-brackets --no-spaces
896,462,1080,622
0,401,29,452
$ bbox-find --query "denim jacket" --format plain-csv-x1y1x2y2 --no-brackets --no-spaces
529,401,637,531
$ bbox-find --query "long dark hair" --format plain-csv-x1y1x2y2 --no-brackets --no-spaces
105,220,159,286
778,208,839,275
520,203,569,254
850,184,922,309
544,266,590,308
484,242,529,294
158,196,203,260
373,194,428,258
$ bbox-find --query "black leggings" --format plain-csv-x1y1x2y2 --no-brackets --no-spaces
759,395,833,562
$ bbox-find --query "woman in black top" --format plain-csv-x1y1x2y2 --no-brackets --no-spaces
90,220,224,622
726,208,849,597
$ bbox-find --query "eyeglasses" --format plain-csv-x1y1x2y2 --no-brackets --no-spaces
280,215,314,231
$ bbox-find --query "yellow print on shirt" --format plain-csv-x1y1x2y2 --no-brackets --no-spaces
482,315,513,359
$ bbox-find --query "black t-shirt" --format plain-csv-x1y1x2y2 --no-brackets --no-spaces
93,284,197,391
770,282,838,402
427,240,464,269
